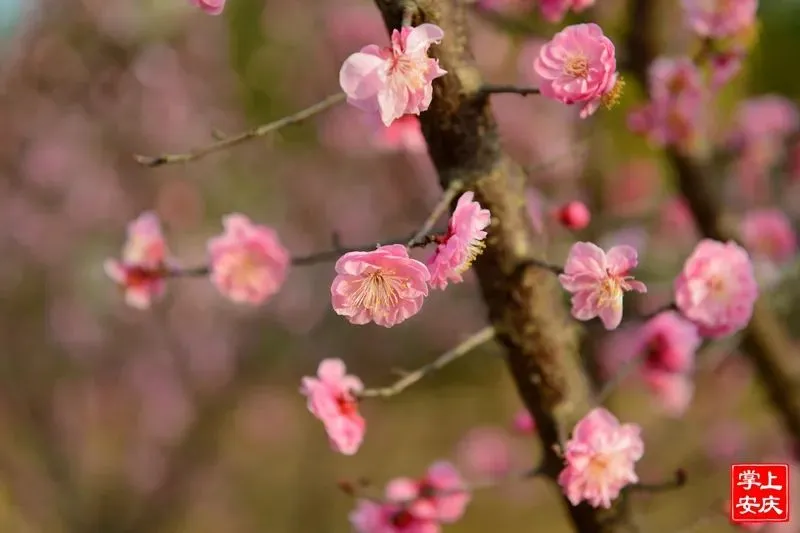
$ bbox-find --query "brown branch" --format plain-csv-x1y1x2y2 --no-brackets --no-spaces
134,92,346,167
479,84,541,96
371,0,635,530
624,0,800,447
629,469,687,494
359,326,495,398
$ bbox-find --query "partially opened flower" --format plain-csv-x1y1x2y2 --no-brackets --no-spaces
300,358,366,455
350,479,439,533
190,0,225,15
558,242,647,330
740,209,797,265
339,24,447,126
104,211,170,309
533,23,623,118
674,239,758,338
427,192,491,290
331,244,430,327
388,462,470,524
207,214,290,305
681,0,758,39
538,0,595,23
558,408,644,508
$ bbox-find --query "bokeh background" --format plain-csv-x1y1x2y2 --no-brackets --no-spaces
1,0,799,531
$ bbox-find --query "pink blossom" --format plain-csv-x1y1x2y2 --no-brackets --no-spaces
558,407,644,509
189,0,225,15
538,0,596,23
512,410,536,434
104,212,169,309
730,95,800,148
367,113,427,153
350,479,438,533
740,209,797,264
300,358,366,455
339,24,447,126
331,244,430,327
388,462,470,523
456,427,514,479
556,201,591,230
427,192,491,290
709,49,745,90
681,0,758,39
674,239,758,338
475,0,533,13
558,242,647,330
533,23,622,119
637,311,701,416
207,214,290,305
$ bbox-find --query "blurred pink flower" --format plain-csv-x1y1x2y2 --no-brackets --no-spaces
512,410,536,434
730,95,800,148
339,24,447,126
427,192,491,289
475,0,534,13
350,480,438,533
705,421,747,463
681,0,758,39
538,0,596,23
740,209,797,264
674,239,758,338
526,187,548,234
331,244,430,327
190,0,226,15
628,57,704,148
368,113,427,153
207,214,290,305
607,159,661,217
104,212,169,309
657,197,698,245
456,427,514,479
300,358,366,455
709,48,745,90
555,201,591,230
533,23,622,118
558,408,644,509
558,242,647,330
389,462,470,523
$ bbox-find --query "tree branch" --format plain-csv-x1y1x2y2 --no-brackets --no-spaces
359,326,495,398
624,0,800,450
134,92,346,167
370,0,636,530
479,84,541,96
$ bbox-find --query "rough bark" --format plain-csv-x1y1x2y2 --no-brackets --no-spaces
372,1,636,531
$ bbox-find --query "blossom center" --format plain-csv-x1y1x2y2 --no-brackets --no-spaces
707,274,726,296
350,270,404,311
389,509,415,529
597,274,623,307
587,453,611,481
124,265,164,287
336,392,358,416
390,55,426,90
644,334,669,371
418,481,437,499
564,55,589,78
229,250,264,286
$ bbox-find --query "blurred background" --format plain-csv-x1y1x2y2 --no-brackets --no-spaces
0,0,799,531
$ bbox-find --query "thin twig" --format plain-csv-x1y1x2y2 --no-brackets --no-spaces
629,469,687,494
359,326,496,398
407,180,463,247
134,92,346,167
479,84,541,97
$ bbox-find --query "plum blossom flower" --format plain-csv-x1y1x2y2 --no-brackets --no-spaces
627,57,705,148
558,242,647,330
456,427,514,479
350,479,439,533
387,462,470,523
104,212,170,309
207,214,290,305
729,95,800,149
709,48,746,90
427,192,491,290
636,311,701,416
339,24,447,127
367,113,427,153
512,410,536,434
533,23,624,119
190,0,225,15
681,0,758,39
300,358,365,455
555,201,591,230
674,239,758,338
740,209,797,265
332,244,430,327
538,0,596,23
558,407,644,509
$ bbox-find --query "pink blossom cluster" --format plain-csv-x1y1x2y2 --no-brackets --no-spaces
350,462,470,533
331,192,490,328
558,408,644,508
106,212,290,308
740,209,798,266
681,0,758,40
189,0,226,15
533,24,623,119
628,57,705,148
340,24,447,127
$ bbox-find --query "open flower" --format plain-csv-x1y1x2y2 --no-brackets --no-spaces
681,0,758,39
300,358,366,455
331,244,430,327
538,0,596,23
558,242,647,330
387,462,470,524
104,212,170,309
740,209,797,265
350,478,439,533
533,23,622,118
207,214,290,305
427,192,491,290
339,24,447,126
558,408,644,509
674,239,758,338
190,0,225,15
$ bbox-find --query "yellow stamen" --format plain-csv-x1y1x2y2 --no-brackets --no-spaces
350,270,406,311
602,76,625,110
564,55,589,78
